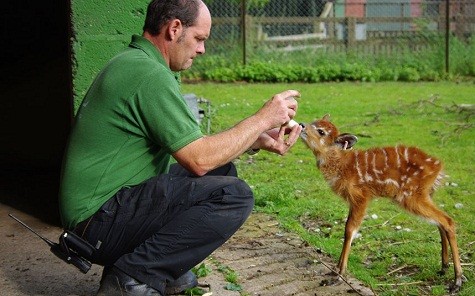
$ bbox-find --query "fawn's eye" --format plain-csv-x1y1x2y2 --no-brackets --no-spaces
317,129,325,136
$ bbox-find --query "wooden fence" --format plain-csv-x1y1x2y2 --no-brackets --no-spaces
212,14,475,55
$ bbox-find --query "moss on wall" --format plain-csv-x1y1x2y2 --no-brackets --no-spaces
71,0,149,112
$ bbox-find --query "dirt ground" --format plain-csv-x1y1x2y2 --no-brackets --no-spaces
0,174,374,296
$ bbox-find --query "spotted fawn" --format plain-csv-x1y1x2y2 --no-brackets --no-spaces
300,114,463,293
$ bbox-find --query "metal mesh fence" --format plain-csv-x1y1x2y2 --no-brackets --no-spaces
196,0,474,75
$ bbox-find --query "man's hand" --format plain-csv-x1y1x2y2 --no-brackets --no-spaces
254,90,300,130
253,123,303,155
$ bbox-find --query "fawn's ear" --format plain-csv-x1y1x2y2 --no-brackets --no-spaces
335,133,358,150
322,114,331,121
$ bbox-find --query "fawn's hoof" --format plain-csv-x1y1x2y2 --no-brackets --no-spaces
320,275,342,287
438,263,449,276
448,275,467,294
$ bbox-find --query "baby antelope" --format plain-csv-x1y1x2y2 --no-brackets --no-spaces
300,114,464,293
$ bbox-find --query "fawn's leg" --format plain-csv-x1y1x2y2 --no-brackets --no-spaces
338,198,369,276
438,226,450,275
403,194,463,293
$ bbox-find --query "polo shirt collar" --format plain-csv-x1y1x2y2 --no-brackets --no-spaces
129,34,168,68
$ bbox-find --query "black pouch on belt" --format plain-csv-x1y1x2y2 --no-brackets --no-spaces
50,230,95,274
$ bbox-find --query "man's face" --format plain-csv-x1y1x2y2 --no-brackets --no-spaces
169,5,211,71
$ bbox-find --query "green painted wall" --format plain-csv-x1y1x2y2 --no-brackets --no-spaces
71,0,149,111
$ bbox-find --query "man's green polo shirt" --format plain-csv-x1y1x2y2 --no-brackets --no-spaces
59,35,203,229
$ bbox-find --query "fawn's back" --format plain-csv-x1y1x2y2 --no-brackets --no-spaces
339,146,444,203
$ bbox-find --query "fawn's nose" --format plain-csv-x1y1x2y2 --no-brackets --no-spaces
299,123,306,129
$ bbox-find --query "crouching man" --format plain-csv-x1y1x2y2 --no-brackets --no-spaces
59,0,302,294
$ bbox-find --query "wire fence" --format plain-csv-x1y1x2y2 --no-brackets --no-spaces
200,0,474,74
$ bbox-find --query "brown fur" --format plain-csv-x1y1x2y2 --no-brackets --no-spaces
300,115,464,293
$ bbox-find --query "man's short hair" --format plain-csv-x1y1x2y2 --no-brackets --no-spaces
143,0,202,35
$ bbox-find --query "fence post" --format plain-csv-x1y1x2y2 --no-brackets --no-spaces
241,0,247,66
445,0,449,74
346,17,356,51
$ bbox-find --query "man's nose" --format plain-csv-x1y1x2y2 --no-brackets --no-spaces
197,44,205,55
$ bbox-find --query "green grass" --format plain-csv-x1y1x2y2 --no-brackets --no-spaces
182,81,475,296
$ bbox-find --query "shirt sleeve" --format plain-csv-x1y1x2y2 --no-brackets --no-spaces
124,69,203,153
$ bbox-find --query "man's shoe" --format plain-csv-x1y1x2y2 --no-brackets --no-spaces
96,266,163,296
165,270,198,295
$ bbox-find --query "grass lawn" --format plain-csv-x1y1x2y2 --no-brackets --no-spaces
182,81,475,296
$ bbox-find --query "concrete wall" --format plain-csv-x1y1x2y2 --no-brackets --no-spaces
71,0,149,111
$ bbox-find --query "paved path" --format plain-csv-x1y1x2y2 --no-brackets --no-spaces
201,212,374,296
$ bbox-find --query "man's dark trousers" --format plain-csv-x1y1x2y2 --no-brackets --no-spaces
75,162,254,293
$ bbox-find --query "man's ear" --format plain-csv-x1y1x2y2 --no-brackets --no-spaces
167,19,183,41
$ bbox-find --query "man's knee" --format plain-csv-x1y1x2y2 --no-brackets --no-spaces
206,178,254,239
222,178,254,211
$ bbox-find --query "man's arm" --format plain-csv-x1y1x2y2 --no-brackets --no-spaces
172,90,301,176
